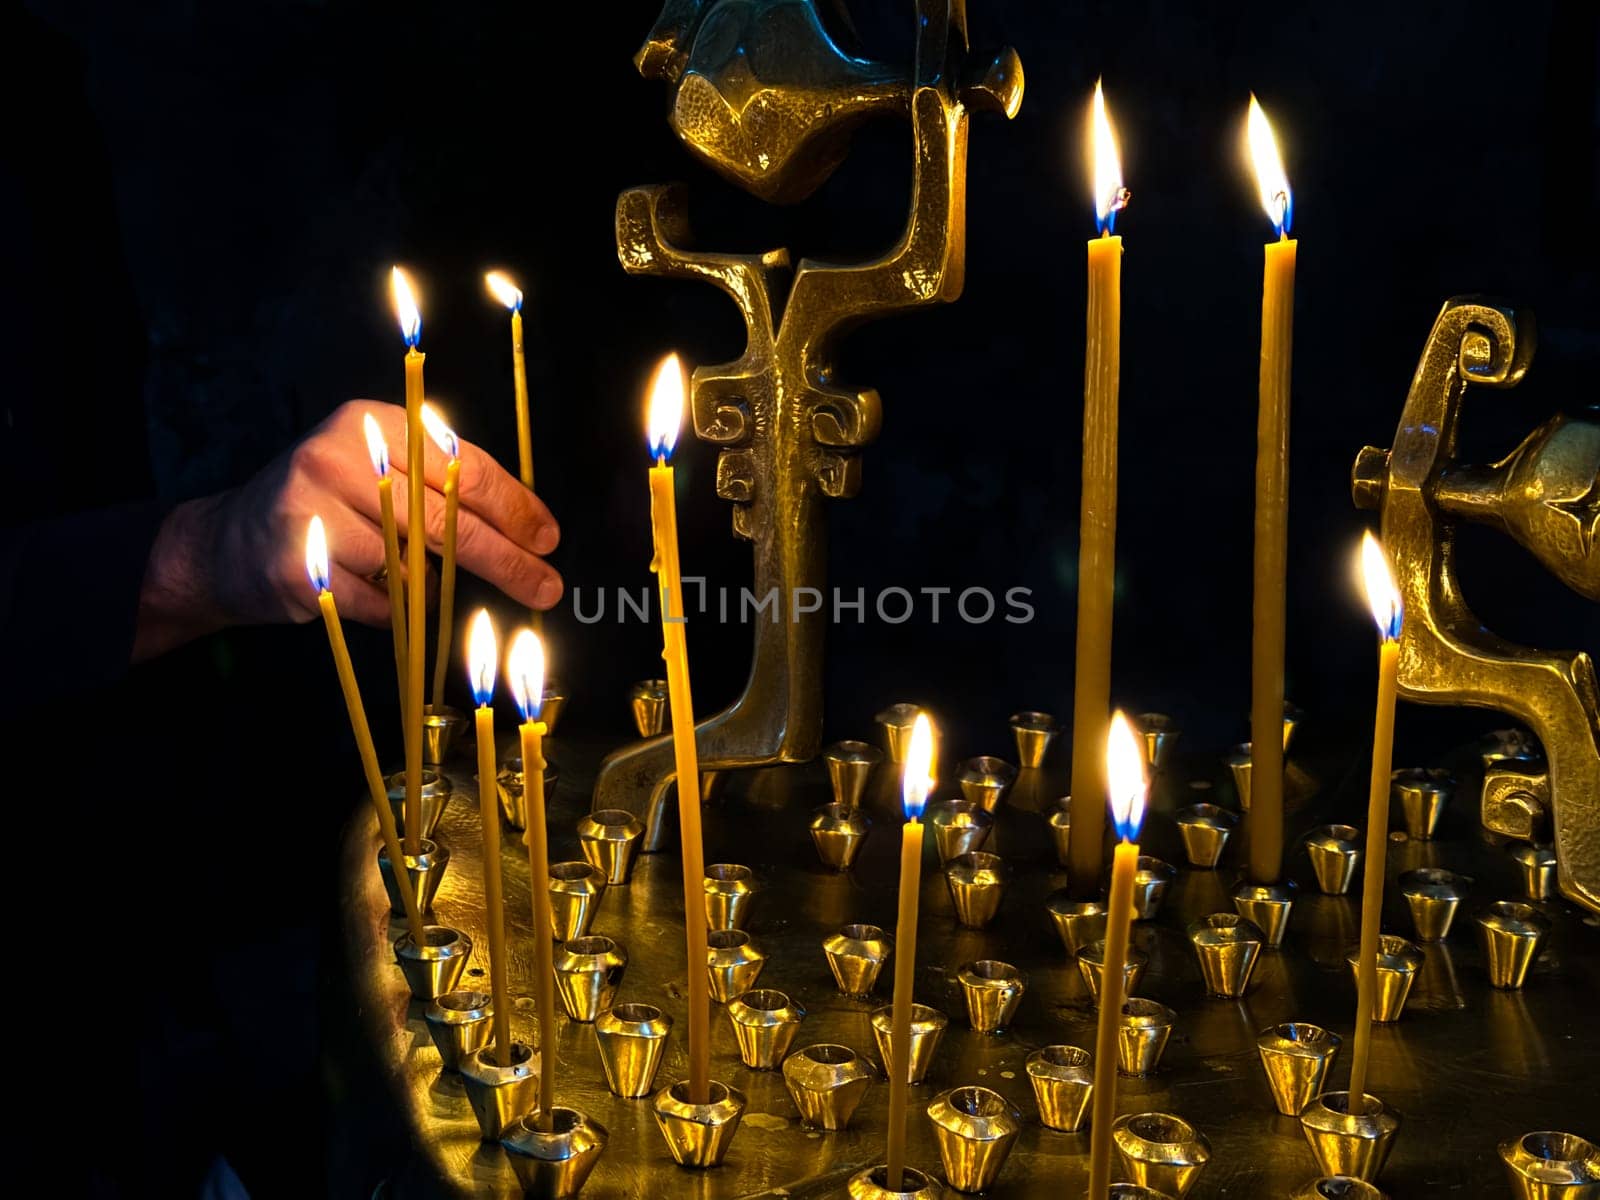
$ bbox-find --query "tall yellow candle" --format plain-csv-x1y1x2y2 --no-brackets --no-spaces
467,609,513,1065
487,271,542,633
363,414,409,715
645,352,711,1104
1087,711,1149,1199
304,516,426,946
392,267,427,857
885,713,935,1190
1069,80,1127,893
509,629,557,1128
1347,533,1403,1110
423,404,462,713
1246,95,1297,884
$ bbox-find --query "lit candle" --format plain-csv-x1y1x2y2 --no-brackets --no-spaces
422,402,462,714
1346,532,1403,1110
485,271,532,493
304,516,425,946
1069,79,1128,892
509,628,557,1128
1245,95,1296,885
644,352,711,1103
392,266,427,857
467,608,513,1064
363,414,410,715
885,712,935,1190
1086,710,1149,1198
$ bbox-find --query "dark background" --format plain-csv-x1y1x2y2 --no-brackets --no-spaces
3,1,1595,1194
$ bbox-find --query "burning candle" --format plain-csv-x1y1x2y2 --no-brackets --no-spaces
304,516,425,946
644,352,711,1103
392,266,427,857
1347,532,1403,1109
363,414,409,714
885,711,935,1189
509,628,557,1128
485,271,532,494
1086,710,1149,1198
467,608,513,1064
1069,79,1129,893
1245,95,1296,885
422,402,462,713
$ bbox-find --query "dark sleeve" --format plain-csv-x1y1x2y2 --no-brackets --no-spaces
0,501,171,710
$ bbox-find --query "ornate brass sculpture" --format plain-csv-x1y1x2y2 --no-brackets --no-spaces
598,0,1022,847
1352,298,1599,912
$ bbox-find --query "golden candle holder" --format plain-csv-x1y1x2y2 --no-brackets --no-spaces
809,803,872,870
420,704,466,765
870,1003,947,1085
823,923,892,997
1136,713,1182,770
706,929,766,1002
593,1003,672,1098
926,799,994,865
703,863,757,931
956,756,1018,812
1110,1186,1178,1200
501,1108,608,1199
927,1085,1022,1194
1344,936,1423,1022
460,1041,539,1142
1398,868,1469,941
1256,1022,1342,1117
1282,702,1305,752
423,988,493,1072
1226,744,1254,810
847,1165,941,1200
1047,797,1073,867
393,925,473,1001
1299,1091,1401,1183
1008,711,1061,769
1077,940,1149,1006
823,740,883,809
1306,825,1363,895
651,1079,746,1169
1508,843,1559,900
1117,998,1175,1076
945,851,1009,928
1232,879,1296,948
1129,855,1177,920
548,861,607,941
727,988,806,1069
1291,1178,1386,1199
629,679,668,738
386,769,453,842
1047,893,1109,955
538,682,568,735
554,935,628,1023
1188,913,1265,998
781,1044,874,1131
1476,900,1552,989
576,808,645,886
1498,1131,1600,1199
1026,1045,1094,1131
493,756,560,831
1174,804,1237,869
377,837,449,917
1111,1112,1212,1199
1390,768,1453,840
957,960,1027,1034
875,704,921,763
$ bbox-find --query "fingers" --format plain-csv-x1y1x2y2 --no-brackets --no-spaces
325,562,392,628
398,485,562,610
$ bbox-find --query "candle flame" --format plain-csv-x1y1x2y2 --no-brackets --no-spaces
484,270,523,312
467,608,498,707
646,352,686,459
390,266,422,347
362,413,389,478
1247,95,1293,237
901,711,936,820
420,402,460,460
304,515,331,594
1360,530,1403,642
1090,79,1127,235
508,628,546,722
1106,709,1148,842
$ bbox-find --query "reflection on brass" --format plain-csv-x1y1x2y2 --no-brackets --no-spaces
926,799,993,864
501,1107,608,1199
957,959,1027,1033
958,756,1019,812
420,704,465,766
1291,1179,1386,1200
386,769,452,842
876,704,922,764
1227,744,1254,811
628,679,668,738
1232,879,1296,948
704,862,757,930
870,1002,948,1085
1009,711,1060,768
423,989,493,1073
823,923,893,997
459,1041,538,1142
1046,893,1108,955
945,851,1009,928
577,807,646,886
600,1,1023,846
1175,804,1237,869
1282,702,1305,752
538,683,568,736
823,740,883,810
1188,913,1264,998
651,1078,747,1168
594,1002,672,1098
377,837,449,917
1078,940,1148,1005
1130,856,1177,920
1306,825,1363,895
1343,936,1423,1023
706,928,766,1002
1498,1131,1600,1199
848,1165,941,1200
1111,1112,1211,1199
927,1085,1023,1194
1026,1045,1094,1132
727,988,806,1069
549,861,607,941
1484,762,1551,844
393,925,472,1001
1352,298,1599,913
1508,843,1559,900
1256,1022,1341,1118
494,756,560,832
1118,998,1175,1076
554,935,628,1023
782,1043,874,1131
1299,1091,1400,1184
1046,799,1073,866
809,803,872,870
1391,768,1453,841
1136,713,1181,769
1476,900,1551,989
1398,868,1469,942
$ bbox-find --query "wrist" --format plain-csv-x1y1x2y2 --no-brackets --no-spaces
133,495,228,661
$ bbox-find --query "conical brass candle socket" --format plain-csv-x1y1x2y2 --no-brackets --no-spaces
1256,1022,1342,1117
1175,804,1237,869
875,703,921,763
727,988,806,1069
823,740,883,810
810,803,872,870
460,1041,539,1142
1129,856,1177,920
1282,701,1304,751
870,1003,947,1085
1047,892,1109,955
706,929,766,1003
823,923,893,997
1508,843,1559,901
493,755,560,831
1117,998,1175,1076
548,861,607,941
424,988,493,1072
1110,1187,1177,1200
1397,868,1469,941
1497,1130,1600,1199
651,1079,746,1169
420,704,466,765
1009,711,1060,768
554,935,628,1023
501,1107,608,1199
1291,1178,1387,1199
394,925,473,1001
847,1165,941,1199
1188,913,1265,998
378,837,450,917
704,863,757,931
1046,798,1073,867
1078,940,1148,1006
577,808,645,886
1299,1091,1400,1182
926,800,994,865
927,1085,1022,1193
1026,1044,1094,1131
1345,935,1424,1022
781,1043,874,1131
945,851,1009,928
629,679,668,737
957,960,1027,1034
1112,1111,1212,1198
957,756,1018,812
1390,768,1453,840
1475,900,1552,989
1306,825,1363,895
1136,712,1181,769
386,769,453,842
1226,744,1254,811
593,1002,672,1098
538,682,567,735
1232,879,1296,948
